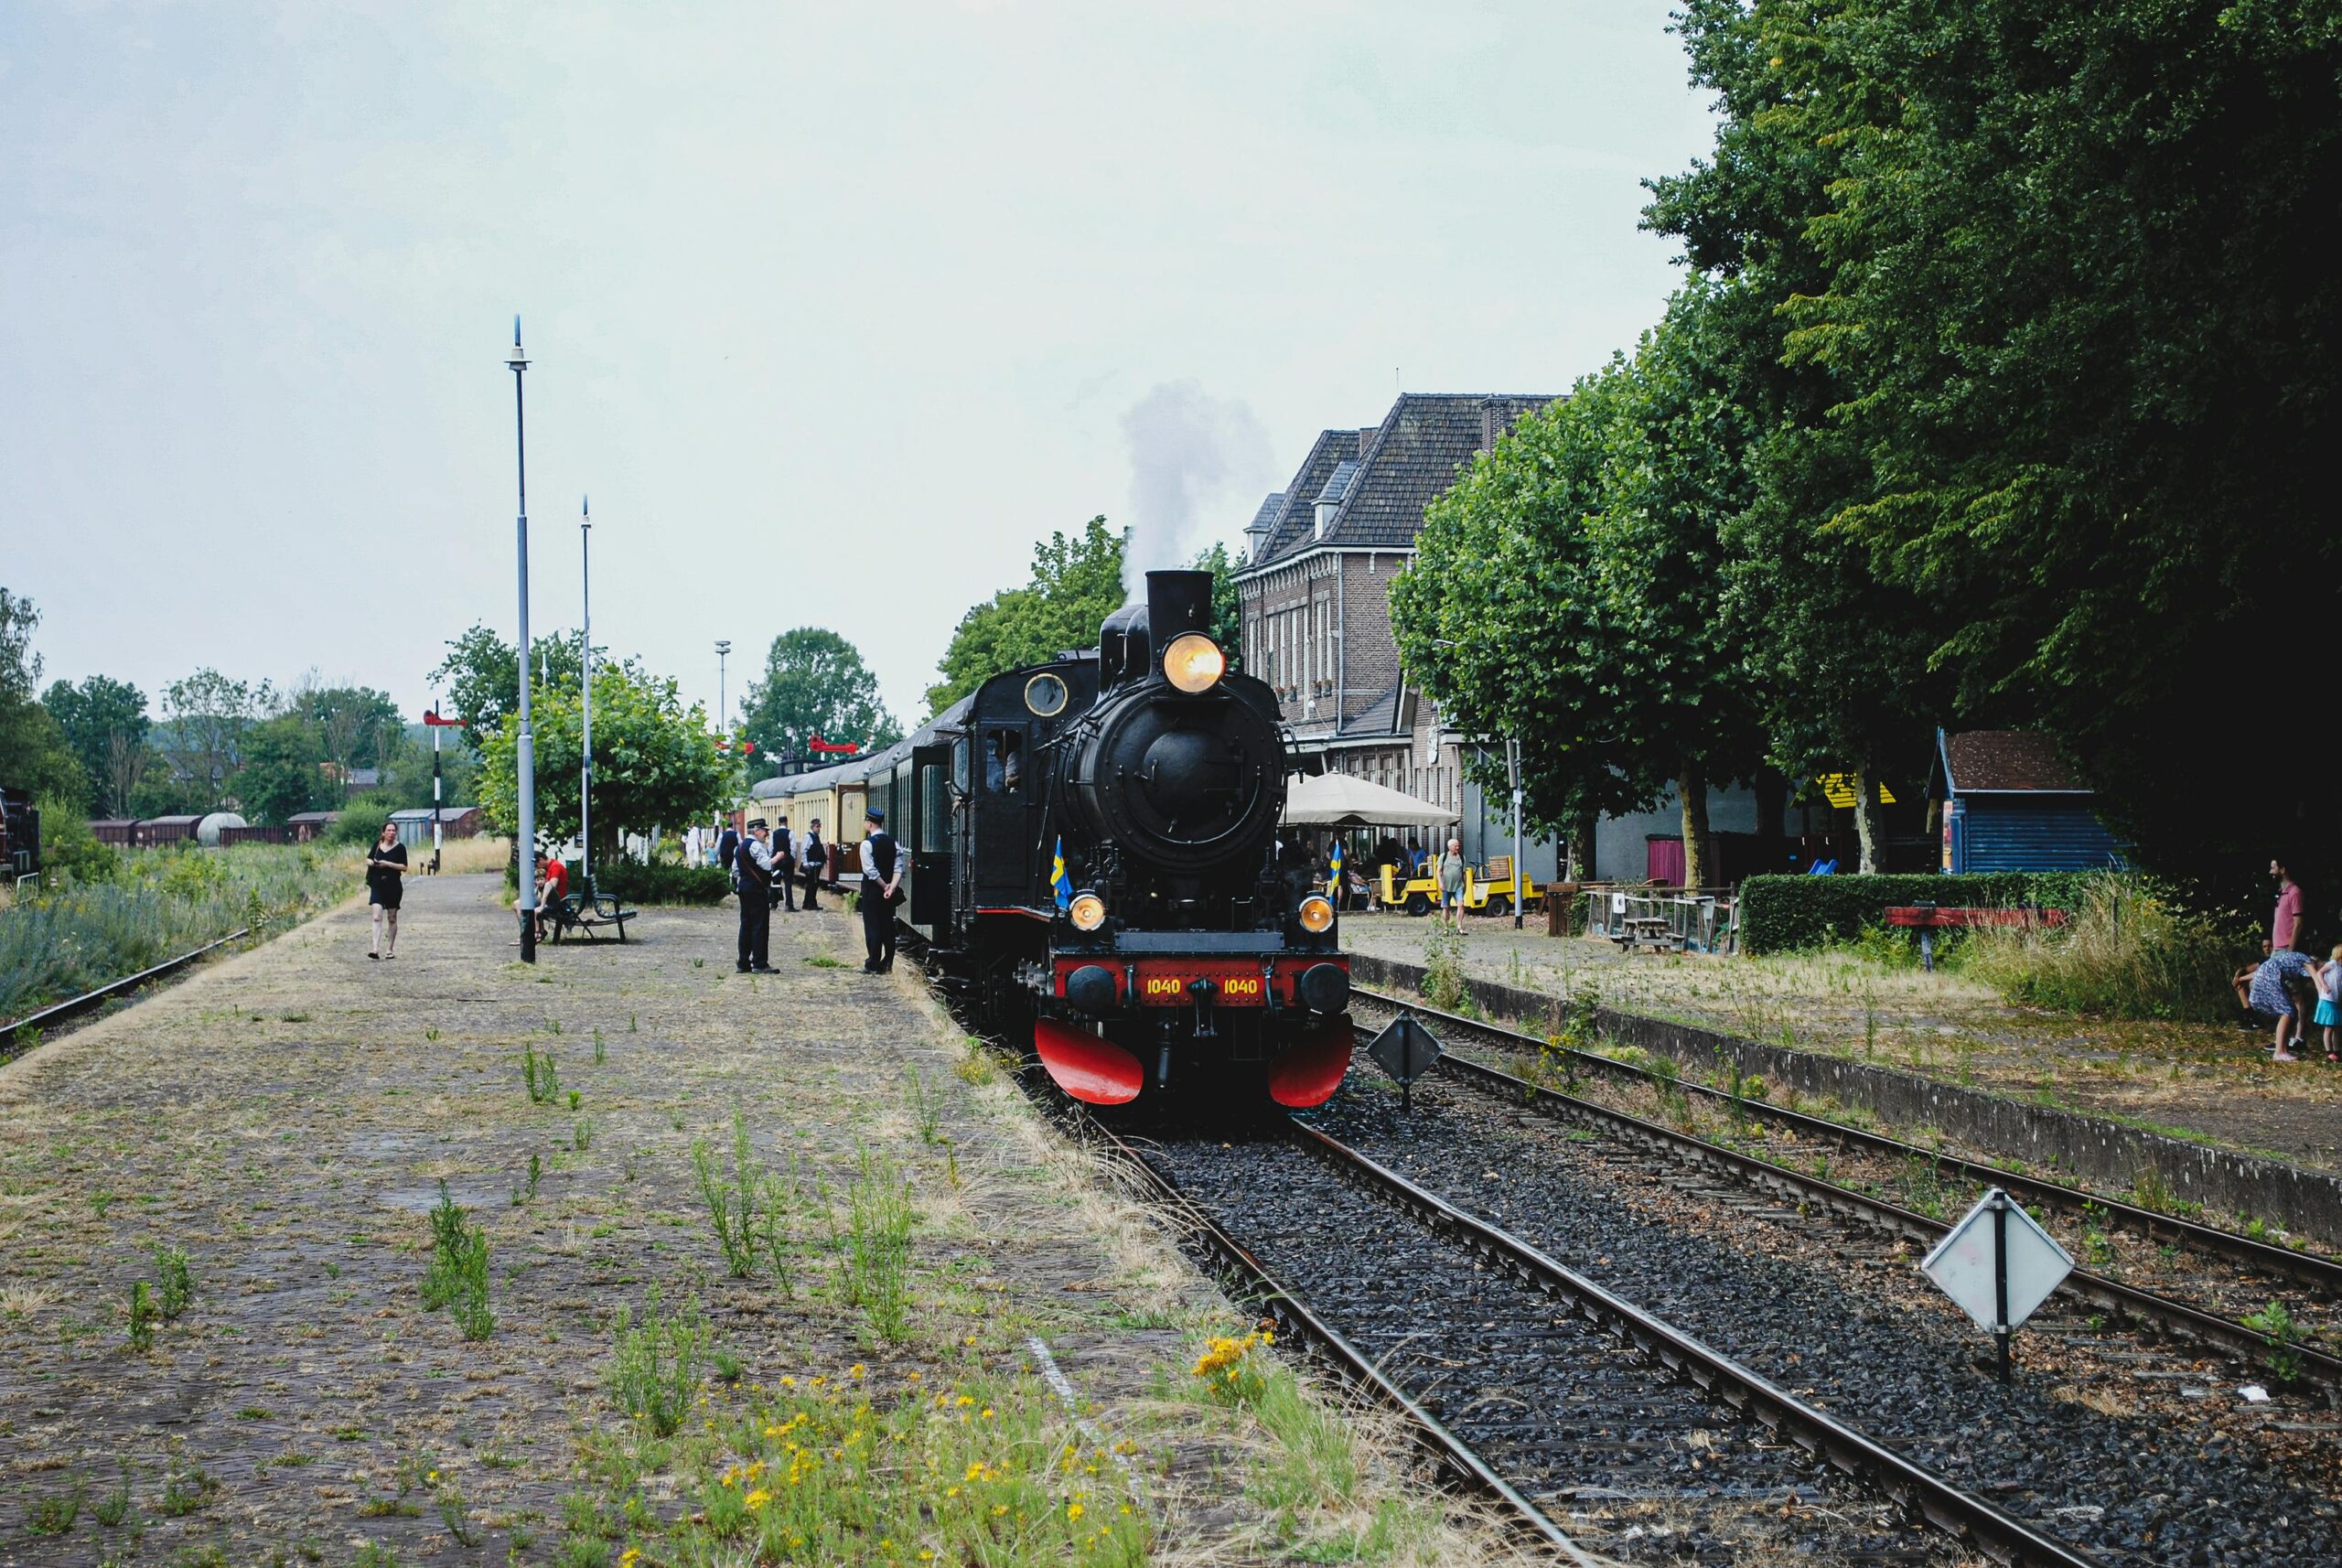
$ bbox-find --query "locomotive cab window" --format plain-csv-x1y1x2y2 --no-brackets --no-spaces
984,730,1024,792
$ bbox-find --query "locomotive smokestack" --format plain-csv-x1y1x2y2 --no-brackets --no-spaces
1145,569,1214,644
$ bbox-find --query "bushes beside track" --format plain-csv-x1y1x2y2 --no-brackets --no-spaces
1738,872,2095,954
593,860,731,906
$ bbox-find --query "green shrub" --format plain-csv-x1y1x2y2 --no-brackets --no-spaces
1959,872,2240,1021
330,793,393,847
35,796,120,885
1738,872,2096,954
594,859,731,906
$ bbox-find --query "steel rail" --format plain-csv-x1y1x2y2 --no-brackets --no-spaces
0,929,252,1055
1287,1121,2107,1568
1421,1041,2342,1394
1352,983,2342,1296
1077,1118,1598,1563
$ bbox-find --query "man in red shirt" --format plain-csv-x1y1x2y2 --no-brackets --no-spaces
537,854,571,942
2271,857,2304,955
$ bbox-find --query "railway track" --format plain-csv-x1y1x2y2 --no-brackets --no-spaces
0,929,252,1059
1351,984,2342,1391
1113,1112,2104,1567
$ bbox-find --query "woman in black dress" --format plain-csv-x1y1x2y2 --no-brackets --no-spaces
366,822,410,959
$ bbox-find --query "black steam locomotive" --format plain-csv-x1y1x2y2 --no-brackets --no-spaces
931,568,1352,1108
747,568,1351,1108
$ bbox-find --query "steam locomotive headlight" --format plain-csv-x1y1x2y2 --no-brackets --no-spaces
1162,633,1226,694
1069,891,1108,932
1297,894,1334,933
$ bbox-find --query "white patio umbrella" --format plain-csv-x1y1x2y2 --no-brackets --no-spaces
1280,771,1460,828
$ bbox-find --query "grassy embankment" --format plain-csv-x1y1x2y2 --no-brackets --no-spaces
0,842,360,1025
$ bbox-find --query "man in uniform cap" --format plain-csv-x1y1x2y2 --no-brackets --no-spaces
858,806,903,973
735,819,777,972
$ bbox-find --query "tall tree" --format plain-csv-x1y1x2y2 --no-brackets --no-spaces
289,680,403,796
236,714,325,824
737,628,900,765
928,517,1125,713
157,669,264,811
42,675,151,816
478,660,732,864
1654,0,2342,893
1393,290,1767,887
0,588,85,803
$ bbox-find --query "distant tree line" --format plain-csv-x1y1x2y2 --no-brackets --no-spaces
4,585,466,827
1393,1,2342,902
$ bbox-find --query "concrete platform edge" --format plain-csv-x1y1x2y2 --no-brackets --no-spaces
1349,952,2342,1250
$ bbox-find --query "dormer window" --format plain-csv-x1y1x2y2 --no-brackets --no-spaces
1312,460,1358,542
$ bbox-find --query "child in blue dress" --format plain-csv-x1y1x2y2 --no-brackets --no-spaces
2315,944,2342,1064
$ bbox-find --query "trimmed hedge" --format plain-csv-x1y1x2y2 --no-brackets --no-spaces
594,860,732,907
1739,872,2095,954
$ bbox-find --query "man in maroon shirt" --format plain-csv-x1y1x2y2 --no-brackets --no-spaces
2270,857,2304,955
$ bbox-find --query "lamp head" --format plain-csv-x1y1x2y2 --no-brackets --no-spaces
581,494,591,530
505,315,529,370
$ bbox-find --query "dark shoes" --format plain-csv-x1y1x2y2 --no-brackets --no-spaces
751,964,778,974
736,963,751,973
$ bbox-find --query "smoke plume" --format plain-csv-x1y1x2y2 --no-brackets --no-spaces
1119,380,1274,601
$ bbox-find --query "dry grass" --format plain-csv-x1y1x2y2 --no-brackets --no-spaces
432,833,512,874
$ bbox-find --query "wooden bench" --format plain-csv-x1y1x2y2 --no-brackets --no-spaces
1884,904,2066,971
543,891,637,943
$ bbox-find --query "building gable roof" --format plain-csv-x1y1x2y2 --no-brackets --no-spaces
1938,729,2091,794
1244,393,1555,571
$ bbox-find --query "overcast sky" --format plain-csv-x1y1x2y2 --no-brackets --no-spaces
3,1,1715,733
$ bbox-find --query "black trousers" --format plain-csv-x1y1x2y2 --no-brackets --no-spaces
773,863,796,911
737,895,769,970
860,891,895,971
801,866,822,909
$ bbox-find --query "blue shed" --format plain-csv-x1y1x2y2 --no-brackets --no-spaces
1930,730,2127,874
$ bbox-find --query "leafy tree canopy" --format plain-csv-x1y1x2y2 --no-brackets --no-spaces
1648,0,2342,889
238,714,326,825
927,517,1125,714
41,675,149,817
0,587,85,804
1392,285,1767,885
157,669,266,811
478,660,732,863
288,680,403,779
737,628,901,767
429,624,589,746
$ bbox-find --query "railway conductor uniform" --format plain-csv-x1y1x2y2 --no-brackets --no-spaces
858,808,903,973
735,819,777,973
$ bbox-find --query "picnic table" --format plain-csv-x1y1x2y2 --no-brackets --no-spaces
1612,914,1681,954
1885,903,2067,971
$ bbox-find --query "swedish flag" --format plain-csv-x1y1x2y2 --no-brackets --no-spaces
1328,839,1345,884
1050,836,1073,910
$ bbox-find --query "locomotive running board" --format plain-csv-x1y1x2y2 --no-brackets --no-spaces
1034,1019,1144,1105
1267,1019,1353,1109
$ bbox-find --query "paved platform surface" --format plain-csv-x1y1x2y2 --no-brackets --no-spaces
1341,910,2342,1173
0,876,1500,1566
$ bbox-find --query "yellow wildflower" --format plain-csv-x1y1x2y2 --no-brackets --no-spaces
1068,1501,1085,1521
745,1487,770,1511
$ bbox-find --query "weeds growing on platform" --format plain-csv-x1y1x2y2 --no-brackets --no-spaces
694,1111,806,1287
575,1365,1147,1567
522,1044,562,1105
1960,872,2238,1022
420,1182,494,1340
607,1284,708,1437
838,1144,916,1343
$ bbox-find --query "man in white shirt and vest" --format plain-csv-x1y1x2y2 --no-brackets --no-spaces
858,807,903,973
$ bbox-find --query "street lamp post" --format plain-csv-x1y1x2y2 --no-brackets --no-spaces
715,640,732,739
580,496,594,897
1507,736,1525,930
508,317,538,962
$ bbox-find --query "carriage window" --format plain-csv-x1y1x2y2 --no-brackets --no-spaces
984,730,1024,792
953,738,972,793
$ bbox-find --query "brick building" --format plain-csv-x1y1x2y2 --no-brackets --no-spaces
1232,392,1554,854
